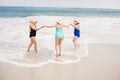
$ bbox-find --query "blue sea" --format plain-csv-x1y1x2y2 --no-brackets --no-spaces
0,6,120,17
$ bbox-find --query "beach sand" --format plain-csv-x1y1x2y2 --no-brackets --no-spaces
0,43,120,80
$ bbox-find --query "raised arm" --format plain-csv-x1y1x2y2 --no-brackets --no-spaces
63,24,71,27
71,23,76,28
30,25,41,31
71,23,80,29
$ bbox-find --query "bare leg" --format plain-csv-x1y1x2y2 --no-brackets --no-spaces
31,37,38,53
55,38,59,57
73,36,80,48
72,36,77,48
59,38,64,56
27,38,33,52
75,37,80,48
76,40,80,48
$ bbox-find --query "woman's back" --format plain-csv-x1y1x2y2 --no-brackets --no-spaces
55,25,64,39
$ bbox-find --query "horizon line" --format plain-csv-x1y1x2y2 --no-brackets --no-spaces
0,5,120,10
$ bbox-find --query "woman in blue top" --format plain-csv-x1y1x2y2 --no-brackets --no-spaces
71,20,80,49
43,20,69,57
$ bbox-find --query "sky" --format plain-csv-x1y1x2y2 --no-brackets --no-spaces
0,0,120,9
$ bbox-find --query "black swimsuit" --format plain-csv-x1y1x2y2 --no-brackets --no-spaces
29,26,36,38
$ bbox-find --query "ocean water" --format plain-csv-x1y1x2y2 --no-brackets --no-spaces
0,6,120,17
0,6,120,66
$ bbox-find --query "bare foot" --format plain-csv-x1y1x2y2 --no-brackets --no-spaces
56,54,59,57
59,54,61,56
27,50,30,52
77,45,80,48
35,51,39,55
74,45,77,49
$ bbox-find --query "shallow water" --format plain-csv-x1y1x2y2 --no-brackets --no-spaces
0,43,88,67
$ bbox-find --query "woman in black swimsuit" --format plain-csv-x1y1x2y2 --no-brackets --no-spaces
27,20,43,53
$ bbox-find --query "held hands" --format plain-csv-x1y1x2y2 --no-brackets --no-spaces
39,26,45,29
37,26,44,30
40,26,45,28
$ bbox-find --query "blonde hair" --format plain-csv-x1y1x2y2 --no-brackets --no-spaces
30,20,37,25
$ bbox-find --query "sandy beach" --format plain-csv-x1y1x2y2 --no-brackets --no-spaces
0,43,120,80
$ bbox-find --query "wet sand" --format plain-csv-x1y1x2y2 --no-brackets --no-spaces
0,44,120,80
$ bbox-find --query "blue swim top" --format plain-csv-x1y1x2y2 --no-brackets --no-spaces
74,28,80,38
55,27,64,39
